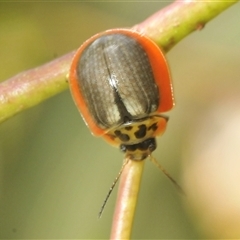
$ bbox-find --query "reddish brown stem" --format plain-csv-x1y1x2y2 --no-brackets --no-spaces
110,160,145,240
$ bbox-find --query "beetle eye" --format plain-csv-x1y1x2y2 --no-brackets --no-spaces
148,139,157,152
120,144,127,153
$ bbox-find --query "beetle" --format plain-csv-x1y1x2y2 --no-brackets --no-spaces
69,28,174,161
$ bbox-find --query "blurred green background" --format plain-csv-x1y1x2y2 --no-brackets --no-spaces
0,2,240,239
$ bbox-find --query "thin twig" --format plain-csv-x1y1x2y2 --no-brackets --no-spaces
110,159,145,240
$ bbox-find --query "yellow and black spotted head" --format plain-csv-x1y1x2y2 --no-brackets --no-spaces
104,115,168,160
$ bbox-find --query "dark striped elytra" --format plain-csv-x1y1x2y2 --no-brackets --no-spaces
76,33,159,129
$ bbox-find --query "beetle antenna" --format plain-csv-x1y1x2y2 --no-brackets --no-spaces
98,157,130,218
149,155,185,196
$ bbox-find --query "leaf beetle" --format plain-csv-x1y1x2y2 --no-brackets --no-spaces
69,28,174,161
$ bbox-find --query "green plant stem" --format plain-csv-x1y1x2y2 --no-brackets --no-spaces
110,159,145,240
0,51,75,122
0,1,237,123
133,0,238,52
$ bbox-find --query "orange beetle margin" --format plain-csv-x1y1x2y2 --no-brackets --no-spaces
69,28,174,137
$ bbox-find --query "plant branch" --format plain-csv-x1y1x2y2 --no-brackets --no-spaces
133,0,237,52
0,0,237,123
0,51,75,122
110,159,145,240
